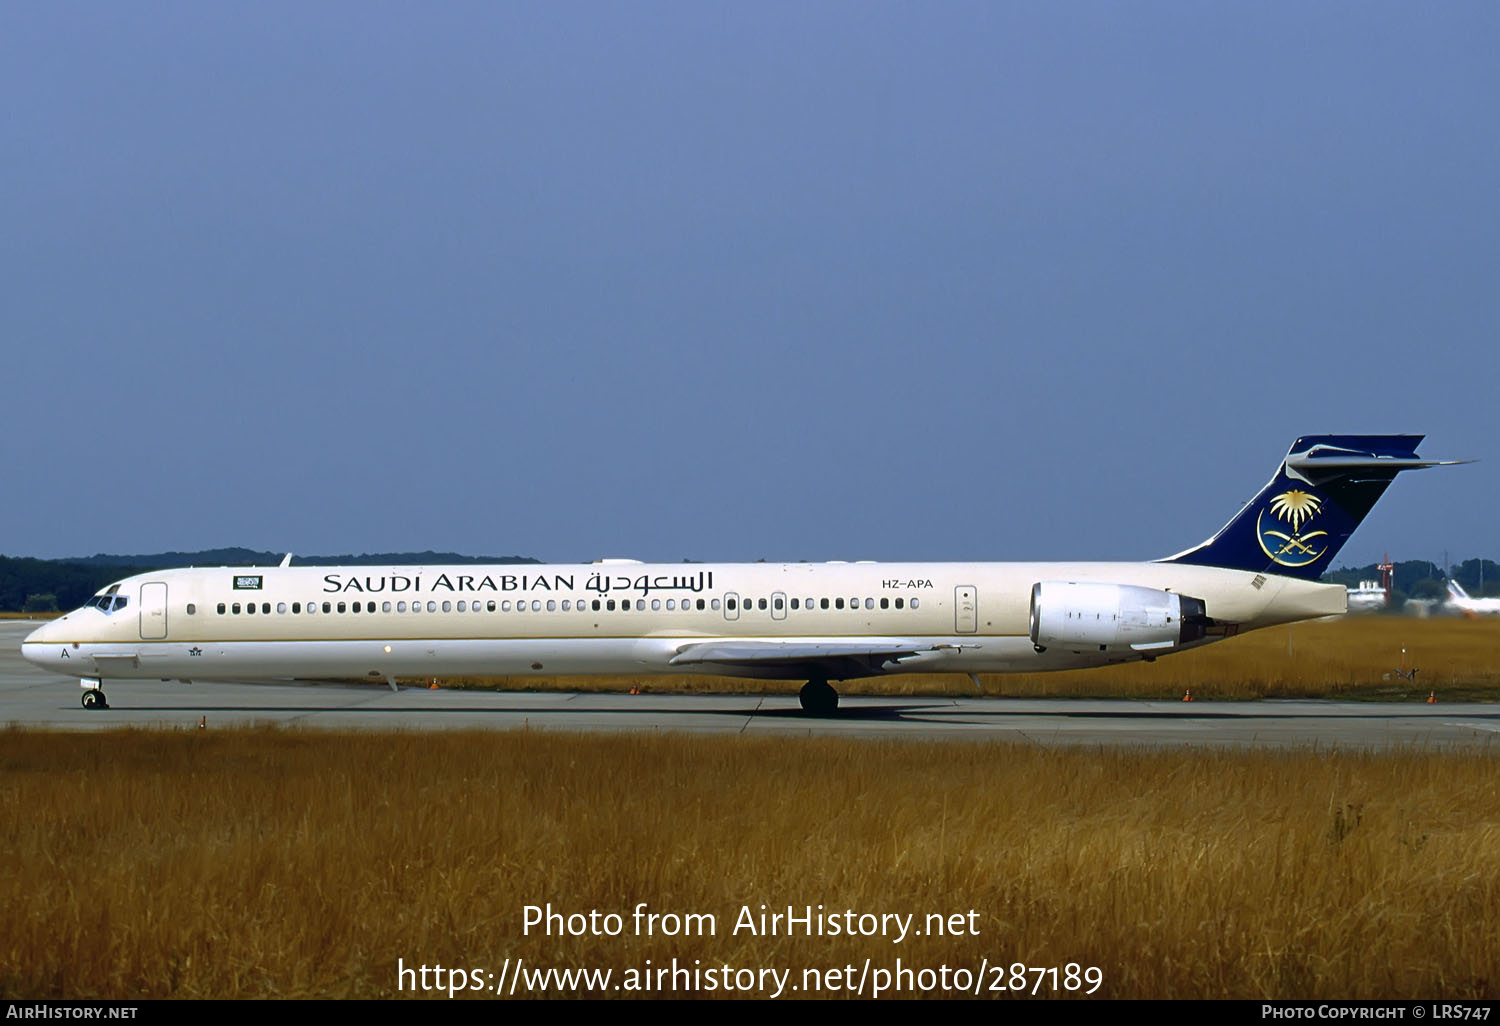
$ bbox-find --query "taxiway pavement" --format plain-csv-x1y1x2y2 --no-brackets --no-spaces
3,621,1496,748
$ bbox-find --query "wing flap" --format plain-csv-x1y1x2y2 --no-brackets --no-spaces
670,640,934,666
667,639,969,680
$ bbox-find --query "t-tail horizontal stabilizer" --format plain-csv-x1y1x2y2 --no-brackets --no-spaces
1162,435,1469,580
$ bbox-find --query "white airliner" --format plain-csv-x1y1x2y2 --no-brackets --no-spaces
21,435,1466,714
1445,580,1500,617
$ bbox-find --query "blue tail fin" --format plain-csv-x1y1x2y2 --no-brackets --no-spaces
1163,435,1466,580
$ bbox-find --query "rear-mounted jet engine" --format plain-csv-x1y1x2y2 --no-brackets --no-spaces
1029,581,1210,655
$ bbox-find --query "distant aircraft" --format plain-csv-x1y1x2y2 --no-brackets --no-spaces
1445,580,1500,617
21,435,1467,714
1345,580,1389,613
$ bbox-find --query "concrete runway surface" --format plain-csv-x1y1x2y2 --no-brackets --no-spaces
3,621,1497,748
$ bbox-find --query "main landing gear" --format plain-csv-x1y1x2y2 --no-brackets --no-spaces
798,678,839,716
81,688,109,710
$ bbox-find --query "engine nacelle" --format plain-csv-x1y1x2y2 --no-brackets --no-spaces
1029,581,1209,653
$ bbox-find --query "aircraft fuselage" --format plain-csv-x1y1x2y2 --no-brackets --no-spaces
21,559,1344,684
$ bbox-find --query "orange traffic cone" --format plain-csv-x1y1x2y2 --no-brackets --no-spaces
629,684,640,695
198,715,206,729
1427,690,1436,704
1183,689,1193,702
428,680,439,690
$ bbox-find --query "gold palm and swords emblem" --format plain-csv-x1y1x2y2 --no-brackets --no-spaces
1256,489,1329,567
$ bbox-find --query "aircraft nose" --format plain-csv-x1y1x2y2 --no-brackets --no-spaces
21,618,64,669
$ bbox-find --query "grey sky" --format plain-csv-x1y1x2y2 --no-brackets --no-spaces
3,3,1494,568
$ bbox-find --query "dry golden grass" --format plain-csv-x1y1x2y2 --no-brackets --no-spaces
971,615,1500,701
438,615,1500,702
2,728,1497,999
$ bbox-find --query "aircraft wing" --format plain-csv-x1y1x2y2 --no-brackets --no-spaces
669,639,954,679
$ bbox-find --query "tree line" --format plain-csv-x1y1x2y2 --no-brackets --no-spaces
4,551,1496,613
1317,558,1500,607
0,550,540,612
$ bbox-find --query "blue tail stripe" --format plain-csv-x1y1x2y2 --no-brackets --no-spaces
1164,435,1429,580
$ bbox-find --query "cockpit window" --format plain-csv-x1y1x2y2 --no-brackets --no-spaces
86,593,129,613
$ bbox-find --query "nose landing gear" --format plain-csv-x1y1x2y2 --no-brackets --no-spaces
79,678,109,710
